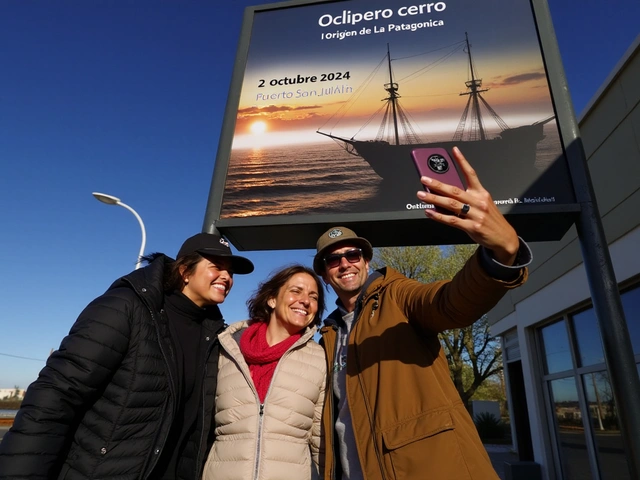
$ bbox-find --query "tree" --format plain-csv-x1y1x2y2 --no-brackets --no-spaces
371,244,503,411
441,314,504,408
467,369,507,409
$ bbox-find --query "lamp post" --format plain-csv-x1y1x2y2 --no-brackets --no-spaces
92,192,147,270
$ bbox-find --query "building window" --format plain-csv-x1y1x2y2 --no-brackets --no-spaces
538,284,640,479
582,371,626,480
573,308,605,367
541,320,572,374
549,376,594,479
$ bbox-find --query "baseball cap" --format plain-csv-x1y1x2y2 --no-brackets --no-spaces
177,233,254,275
313,226,373,274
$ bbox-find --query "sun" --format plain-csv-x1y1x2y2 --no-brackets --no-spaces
250,121,267,135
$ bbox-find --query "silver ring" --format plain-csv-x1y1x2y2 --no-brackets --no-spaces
460,203,470,217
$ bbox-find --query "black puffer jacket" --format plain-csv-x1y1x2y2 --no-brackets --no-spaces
0,255,224,479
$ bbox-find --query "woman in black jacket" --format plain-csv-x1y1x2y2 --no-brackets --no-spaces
0,232,253,480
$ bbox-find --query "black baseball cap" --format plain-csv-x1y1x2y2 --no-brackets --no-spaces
176,233,254,275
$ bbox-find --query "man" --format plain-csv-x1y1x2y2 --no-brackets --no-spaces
0,233,253,480
314,147,531,480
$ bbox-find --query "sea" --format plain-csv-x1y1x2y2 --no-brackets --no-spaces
222,142,383,217
221,124,563,218
0,409,17,418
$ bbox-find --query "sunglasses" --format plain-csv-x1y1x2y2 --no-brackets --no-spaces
324,248,363,269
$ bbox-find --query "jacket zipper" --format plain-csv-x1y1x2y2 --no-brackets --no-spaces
251,344,300,480
143,308,178,478
118,277,177,479
253,403,265,480
352,293,387,480
194,331,221,478
224,331,308,480
224,343,266,480
328,325,339,480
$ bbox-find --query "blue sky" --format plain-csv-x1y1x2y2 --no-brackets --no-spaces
1,0,638,389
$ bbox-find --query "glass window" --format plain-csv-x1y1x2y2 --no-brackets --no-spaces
541,320,573,374
620,286,640,355
582,372,630,479
573,307,605,367
550,378,594,479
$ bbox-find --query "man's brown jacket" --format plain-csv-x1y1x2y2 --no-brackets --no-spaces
319,250,527,480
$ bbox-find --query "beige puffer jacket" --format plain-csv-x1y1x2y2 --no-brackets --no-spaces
202,320,326,480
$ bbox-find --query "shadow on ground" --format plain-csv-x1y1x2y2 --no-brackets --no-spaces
485,444,519,480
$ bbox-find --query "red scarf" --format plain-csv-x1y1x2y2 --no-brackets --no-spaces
239,321,302,403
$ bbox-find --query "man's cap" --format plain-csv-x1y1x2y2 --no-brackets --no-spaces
313,226,373,274
177,233,254,275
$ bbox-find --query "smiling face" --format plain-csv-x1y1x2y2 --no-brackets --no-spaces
321,243,370,311
181,256,233,307
268,272,319,337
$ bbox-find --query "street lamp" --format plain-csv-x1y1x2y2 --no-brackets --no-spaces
92,192,147,270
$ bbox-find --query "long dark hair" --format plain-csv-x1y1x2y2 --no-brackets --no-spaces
247,265,325,326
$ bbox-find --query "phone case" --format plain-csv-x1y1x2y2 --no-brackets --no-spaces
411,147,466,213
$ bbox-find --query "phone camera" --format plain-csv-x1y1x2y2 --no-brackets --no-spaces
427,154,449,174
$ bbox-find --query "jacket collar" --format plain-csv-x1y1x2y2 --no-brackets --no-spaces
107,254,225,328
221,319,317,347
108,254,171,312
324,270,384,328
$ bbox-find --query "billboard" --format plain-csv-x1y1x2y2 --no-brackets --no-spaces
204,0,580,250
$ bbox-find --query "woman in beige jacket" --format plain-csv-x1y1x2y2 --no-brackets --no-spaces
203,264,326,480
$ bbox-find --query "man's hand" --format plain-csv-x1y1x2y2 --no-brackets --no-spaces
416,146,519,265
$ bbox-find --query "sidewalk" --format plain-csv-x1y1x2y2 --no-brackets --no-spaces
485,444,519,480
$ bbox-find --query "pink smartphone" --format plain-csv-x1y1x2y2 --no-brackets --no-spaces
411,147,466,213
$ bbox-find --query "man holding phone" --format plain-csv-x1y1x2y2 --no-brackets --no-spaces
314,146,531,480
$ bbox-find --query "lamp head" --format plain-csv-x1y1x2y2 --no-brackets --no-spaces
92,192,121,205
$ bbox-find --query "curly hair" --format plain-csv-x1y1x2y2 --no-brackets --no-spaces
247,264,325,326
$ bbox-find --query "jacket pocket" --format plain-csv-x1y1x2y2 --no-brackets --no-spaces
382,409,454,450
381,409,467,480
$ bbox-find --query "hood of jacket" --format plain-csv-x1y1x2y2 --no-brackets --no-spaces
107,253,223,322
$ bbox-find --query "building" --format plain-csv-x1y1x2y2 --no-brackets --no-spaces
0,388,25,400
489,36,640,480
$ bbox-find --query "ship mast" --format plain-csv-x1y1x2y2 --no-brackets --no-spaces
453,32,509,142
385,43,401,145
378,44,421,145
317,43,421,148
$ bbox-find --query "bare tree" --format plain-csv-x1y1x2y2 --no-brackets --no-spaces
372,244,503,410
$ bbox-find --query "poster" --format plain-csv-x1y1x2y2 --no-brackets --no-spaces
219,0,575,219
206,0,579,249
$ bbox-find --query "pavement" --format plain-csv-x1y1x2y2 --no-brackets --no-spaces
485,444,520,480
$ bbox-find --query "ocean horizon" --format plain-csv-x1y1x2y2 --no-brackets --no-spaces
220,123,564,218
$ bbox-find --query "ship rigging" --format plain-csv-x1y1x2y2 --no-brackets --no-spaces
316,33,555,190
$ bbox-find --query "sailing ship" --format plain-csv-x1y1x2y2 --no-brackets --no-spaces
317,33,563,198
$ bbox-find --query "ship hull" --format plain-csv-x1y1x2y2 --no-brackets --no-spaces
342,123,574,204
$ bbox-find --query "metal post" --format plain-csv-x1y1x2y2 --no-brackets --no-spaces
115,202,147,270
569,138,640,478
532,1,640,477
92,193,147,270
